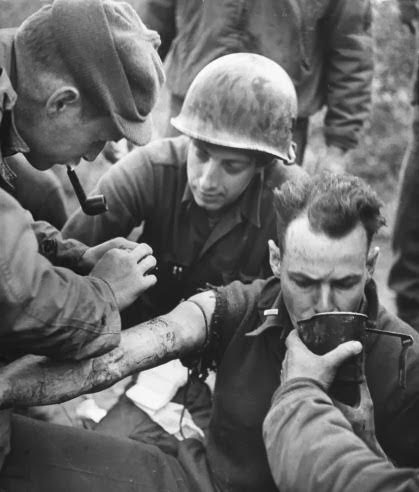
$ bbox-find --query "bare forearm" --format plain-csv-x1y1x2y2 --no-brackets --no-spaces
0,311,203,409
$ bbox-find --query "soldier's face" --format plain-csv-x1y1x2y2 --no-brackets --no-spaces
269,215,378,329
187,139,258,212
15,88,121,170
23,113,120,170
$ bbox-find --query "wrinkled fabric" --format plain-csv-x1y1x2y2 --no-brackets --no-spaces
136,0,373,150
202,278,419,491
0,191,121,361
0,415,196,492
63,136,305,321
263,379,419,492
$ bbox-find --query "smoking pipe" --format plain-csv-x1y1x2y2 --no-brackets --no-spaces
66,165,108,215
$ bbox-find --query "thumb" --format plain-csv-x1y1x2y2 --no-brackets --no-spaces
323,340,363,369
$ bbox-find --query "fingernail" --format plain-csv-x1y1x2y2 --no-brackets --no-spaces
351,341,363,353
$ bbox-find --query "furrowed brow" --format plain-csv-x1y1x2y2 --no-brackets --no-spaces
288,271,319,282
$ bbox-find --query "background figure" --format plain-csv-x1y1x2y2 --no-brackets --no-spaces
388,0,419,330
136,0,373,169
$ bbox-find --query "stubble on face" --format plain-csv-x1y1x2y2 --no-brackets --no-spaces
280,215,369,328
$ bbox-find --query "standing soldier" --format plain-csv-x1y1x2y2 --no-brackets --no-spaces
388,0,419,330
135,0,373,170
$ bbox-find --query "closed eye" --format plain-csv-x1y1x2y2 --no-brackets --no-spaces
223,161,249,174
332,278,360,290
291,276,317,289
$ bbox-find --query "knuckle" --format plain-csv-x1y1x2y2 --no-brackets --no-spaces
114,237,126,246
104,248,117,259
137,242,152,253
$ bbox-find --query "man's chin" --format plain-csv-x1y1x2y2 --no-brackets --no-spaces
25,153,81,170
192,192,227,212
24,152,56,171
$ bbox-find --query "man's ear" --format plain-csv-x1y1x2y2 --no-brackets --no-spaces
268,239,281,277
366,246,380,278
46,86,80,116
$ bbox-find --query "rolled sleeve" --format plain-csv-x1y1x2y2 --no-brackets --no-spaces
33,220,89,272
208,279,267,363
0,190,121,361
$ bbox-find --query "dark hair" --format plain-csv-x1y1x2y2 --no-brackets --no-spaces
254,151,275,168
274,171,386,253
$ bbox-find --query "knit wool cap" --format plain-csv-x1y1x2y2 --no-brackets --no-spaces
51,0,165,145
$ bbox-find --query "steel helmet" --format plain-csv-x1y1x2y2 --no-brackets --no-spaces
171,53,298,163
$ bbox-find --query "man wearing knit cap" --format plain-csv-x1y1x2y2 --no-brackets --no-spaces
0,0,164,475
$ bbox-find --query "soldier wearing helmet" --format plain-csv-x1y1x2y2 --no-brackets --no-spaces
63,52,305,443
64,53,304,322
135,0,373,172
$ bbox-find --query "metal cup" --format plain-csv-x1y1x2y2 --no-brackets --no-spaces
297,312,367,382
297,312,367,406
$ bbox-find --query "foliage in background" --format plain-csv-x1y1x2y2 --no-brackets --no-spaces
0,0,416,201
352,0,416,200
307,0,416,202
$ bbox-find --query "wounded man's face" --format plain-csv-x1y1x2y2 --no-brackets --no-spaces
279,215,373,329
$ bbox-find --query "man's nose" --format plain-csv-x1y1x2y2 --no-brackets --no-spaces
199,159,220,190
314,284,335,313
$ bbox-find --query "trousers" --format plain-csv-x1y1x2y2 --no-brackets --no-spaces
0,414,215,492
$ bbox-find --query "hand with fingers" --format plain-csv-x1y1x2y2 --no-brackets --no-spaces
89,242,157,311
282,330,388,459
280,329,363,389
80,237,143,272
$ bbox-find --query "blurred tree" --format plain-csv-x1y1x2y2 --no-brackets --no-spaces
307,0,416,201
350,0,416,199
